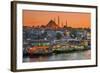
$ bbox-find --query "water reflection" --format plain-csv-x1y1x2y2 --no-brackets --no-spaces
23,50,91,62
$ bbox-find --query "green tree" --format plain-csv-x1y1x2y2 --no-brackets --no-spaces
56,32,62,40
70,30,77,39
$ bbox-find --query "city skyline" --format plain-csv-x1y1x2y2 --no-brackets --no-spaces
23,10,91,28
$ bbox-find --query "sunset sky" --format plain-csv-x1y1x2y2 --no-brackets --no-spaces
23,10,91,28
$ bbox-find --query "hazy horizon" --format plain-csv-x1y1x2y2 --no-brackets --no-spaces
23,10,91,28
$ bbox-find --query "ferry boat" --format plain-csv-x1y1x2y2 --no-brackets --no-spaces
27,40,52,55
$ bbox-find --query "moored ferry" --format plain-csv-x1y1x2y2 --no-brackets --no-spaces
27,40,52,55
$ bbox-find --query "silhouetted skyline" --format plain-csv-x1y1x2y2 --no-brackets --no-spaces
23,10,91,28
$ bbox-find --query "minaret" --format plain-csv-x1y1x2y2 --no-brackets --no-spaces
54,18,56,24
61,21,63,28
66,20,67,28
58,16,60,26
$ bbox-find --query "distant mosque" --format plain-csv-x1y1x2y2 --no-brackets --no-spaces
32,16,68,30
45,16,68,30
52,16,68,28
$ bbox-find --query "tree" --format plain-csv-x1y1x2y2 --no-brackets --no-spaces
70,30,77,39
56,32,62,40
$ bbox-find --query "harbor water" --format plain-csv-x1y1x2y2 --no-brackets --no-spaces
23,50,91,62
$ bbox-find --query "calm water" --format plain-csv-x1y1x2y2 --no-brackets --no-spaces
23,50,91,62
